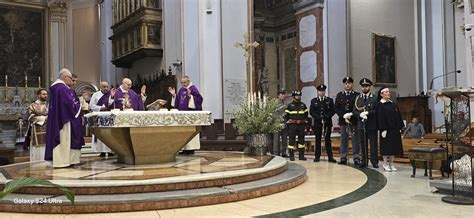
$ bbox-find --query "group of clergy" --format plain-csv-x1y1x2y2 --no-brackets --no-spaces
30,68,203,168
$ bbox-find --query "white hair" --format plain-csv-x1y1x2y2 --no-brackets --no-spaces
122,78,132,84
58,68,72,79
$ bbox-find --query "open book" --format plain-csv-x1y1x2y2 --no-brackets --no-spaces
146,99,167,110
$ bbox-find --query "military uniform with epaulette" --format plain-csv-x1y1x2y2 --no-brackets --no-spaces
353,78,379,168
310,84,337,163
335,77,360,165
285,91,308,161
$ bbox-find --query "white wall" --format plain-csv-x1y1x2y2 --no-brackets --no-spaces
221,0,248,122
326,0,347,98
199,0,223,119
183,0,201,86
163,0,182,73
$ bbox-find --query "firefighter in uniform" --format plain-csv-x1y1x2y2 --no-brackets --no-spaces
335,76,360,165
310,84,337,163
353,78,379,168
285,90,308,161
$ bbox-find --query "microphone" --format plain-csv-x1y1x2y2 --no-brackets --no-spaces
429,70,461,90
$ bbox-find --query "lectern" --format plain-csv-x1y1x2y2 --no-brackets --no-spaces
436,88,474,205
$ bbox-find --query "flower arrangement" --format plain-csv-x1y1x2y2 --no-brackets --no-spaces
233,92,284,135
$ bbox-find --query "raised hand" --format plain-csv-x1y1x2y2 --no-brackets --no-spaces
111,88,116,98
168,87,176,96
187,88,192,97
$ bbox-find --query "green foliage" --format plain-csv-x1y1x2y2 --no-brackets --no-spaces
0,177,75,204
233,96,284,135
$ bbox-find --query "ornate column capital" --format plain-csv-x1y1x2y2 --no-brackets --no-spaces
48,1,68,22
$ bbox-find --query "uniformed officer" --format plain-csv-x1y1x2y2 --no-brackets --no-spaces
335,76,360,165
273,89,289,157
353,78,379,168
285,90,308,161
310,84,337,163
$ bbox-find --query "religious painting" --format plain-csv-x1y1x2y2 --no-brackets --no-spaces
372,33,396,87
0,5,44,87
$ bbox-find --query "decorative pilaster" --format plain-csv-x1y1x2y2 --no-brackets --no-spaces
48,2,68,80
294,0,324,105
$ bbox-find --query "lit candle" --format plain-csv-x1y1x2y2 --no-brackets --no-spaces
25,75,27,81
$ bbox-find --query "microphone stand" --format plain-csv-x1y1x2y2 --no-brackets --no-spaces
429,70,461,92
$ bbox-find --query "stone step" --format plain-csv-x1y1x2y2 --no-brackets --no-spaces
0,163,306,213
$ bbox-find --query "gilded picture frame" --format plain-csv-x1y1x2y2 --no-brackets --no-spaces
372,32,396,87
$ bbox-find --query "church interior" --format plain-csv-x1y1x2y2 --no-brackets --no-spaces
0,0,474,217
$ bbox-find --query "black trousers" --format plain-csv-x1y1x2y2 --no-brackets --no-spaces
358,129,379,165
288,123,305,149
314,124,333,158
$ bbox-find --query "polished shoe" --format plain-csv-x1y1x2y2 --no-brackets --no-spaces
313,157,320,162
390,165,398,171
338,160,347,165
359,162,367,168
372,164,379,168
328,158,337,163
107,153,115,156
383,164,392,171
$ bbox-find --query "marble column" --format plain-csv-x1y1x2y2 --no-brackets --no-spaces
48,2,69,81
294,1,324,107
100,0,115,84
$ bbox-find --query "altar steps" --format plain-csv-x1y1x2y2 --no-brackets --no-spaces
0,160,306,213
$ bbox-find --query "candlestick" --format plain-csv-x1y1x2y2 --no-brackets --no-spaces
24,77,29,103
4,75,8,103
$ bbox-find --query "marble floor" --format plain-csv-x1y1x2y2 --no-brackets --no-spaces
0,157,473,217
1,152,273,181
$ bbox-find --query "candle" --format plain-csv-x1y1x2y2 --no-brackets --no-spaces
25,75,27,81
247,93,250,109
38,76,41,88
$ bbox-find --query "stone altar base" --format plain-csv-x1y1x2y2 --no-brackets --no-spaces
0,151,306,213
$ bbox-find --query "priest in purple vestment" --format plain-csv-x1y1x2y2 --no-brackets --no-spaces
109,78,147,111
45,69,82,168
169,75,203,111
168,75,204,154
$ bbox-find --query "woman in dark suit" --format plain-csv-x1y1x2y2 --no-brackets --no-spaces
376,87,404,171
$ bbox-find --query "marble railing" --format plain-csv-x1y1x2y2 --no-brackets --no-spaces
85,110,212,127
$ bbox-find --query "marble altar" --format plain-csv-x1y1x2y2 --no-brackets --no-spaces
86,111,212,164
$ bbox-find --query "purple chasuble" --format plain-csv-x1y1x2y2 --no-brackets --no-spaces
70,90,85,148
45,82,81,161
111,86,144,111
96,91,111,110
174,85,203,111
